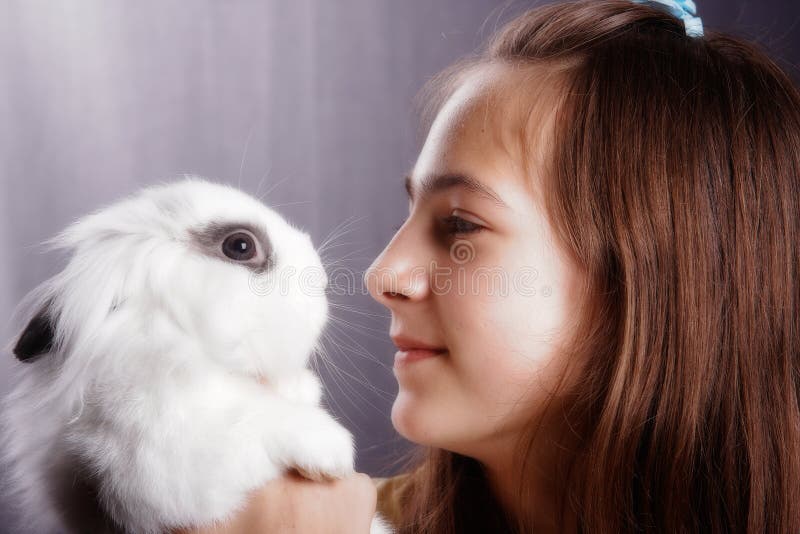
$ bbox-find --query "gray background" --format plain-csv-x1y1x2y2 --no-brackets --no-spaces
1,1,798,531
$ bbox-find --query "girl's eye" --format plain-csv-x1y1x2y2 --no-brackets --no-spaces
441,214,484,235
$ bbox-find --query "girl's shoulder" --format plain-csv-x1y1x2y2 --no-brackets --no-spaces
373,472,413,528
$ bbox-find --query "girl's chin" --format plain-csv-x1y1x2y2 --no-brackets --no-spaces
391,390,444,446
390,391,414,436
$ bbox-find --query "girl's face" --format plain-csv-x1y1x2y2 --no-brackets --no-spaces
366,64,584,458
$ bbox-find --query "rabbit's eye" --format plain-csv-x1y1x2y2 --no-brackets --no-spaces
222,232,257,261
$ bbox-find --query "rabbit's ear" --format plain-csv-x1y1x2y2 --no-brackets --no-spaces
13,301,56,362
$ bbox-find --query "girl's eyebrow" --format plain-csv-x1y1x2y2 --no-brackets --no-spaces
404,173,508,208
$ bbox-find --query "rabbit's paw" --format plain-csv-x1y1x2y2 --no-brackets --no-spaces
287,413,355,482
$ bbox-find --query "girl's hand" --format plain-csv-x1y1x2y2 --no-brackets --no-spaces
171,471,378,534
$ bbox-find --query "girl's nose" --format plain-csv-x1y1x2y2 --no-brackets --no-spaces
365,230,430,307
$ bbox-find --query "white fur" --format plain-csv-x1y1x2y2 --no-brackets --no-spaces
1,177,391,534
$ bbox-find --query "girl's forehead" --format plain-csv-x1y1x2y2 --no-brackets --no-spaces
414,62,565,200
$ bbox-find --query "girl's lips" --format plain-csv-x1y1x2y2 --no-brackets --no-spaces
394,348,447,366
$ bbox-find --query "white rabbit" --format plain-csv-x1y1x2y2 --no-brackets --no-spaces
0,177,391,534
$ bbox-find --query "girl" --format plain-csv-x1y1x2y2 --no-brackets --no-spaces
181,0,800,532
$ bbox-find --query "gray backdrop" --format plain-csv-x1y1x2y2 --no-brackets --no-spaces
1,1,798,532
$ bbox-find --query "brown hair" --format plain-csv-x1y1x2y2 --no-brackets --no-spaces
394,1,800,532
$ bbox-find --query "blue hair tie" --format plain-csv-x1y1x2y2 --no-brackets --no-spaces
631,0,704,37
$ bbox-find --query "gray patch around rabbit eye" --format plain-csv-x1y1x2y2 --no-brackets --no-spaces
189,221,276,272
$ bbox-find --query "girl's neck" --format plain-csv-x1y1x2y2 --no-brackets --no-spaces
475,426,579,533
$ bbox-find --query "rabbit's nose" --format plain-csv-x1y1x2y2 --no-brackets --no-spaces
300,265,328,295
318,269,329,292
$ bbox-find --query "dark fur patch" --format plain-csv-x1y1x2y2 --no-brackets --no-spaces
13,305,55,362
